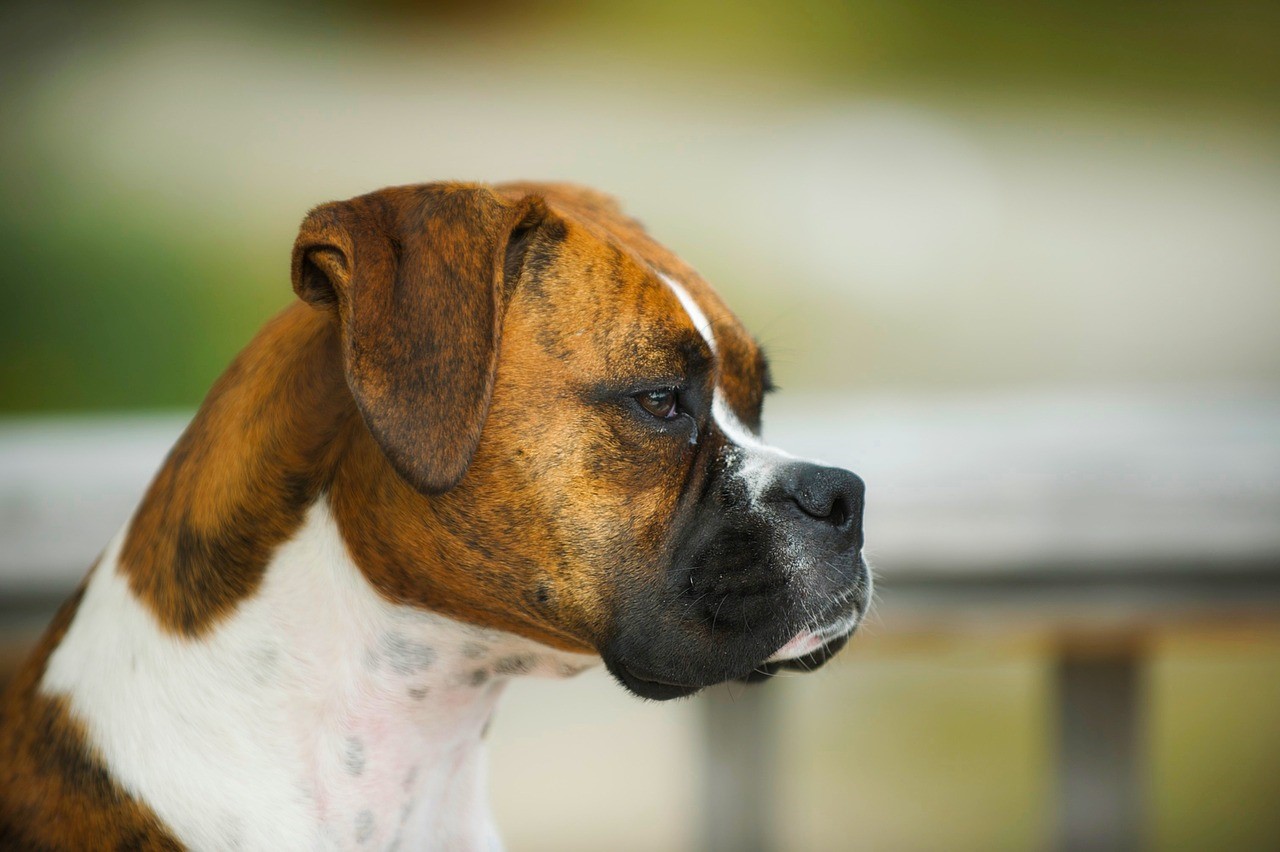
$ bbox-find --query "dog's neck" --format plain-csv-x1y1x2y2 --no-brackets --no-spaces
45,498,594,850
39,305,597,849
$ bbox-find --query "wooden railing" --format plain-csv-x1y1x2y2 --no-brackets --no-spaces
3,387,1279,850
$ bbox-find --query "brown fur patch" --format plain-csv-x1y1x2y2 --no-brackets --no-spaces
118,305,354,635
0,573,182,849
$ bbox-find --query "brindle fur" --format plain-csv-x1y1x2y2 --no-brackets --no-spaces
0,578,182,848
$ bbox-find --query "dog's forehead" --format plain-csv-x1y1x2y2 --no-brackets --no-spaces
499,182,767,412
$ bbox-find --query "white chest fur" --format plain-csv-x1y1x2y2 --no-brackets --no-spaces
41,499,597,851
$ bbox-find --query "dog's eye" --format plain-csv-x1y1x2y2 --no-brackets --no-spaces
636,388,679,420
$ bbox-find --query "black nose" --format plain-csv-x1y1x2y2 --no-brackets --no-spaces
773,462,864,547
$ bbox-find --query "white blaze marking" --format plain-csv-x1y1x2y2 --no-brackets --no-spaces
659,272,717,355
660,271,797,496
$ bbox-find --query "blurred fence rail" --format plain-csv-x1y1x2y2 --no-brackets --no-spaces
3,387,1280,851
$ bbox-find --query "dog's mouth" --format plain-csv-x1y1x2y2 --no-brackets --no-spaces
604,562,872,700
765,610,860,663
739,630,853,683
608,601,865,699
740,585,868,682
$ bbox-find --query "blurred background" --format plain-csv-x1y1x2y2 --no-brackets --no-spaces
2,1,1278,850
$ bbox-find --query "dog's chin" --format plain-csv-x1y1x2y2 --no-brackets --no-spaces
603,639,789,701
607,660,708,701
605,622,860,700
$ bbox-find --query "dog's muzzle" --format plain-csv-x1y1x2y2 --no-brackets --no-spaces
602,458,870,700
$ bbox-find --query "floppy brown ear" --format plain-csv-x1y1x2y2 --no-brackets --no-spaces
291,183,551,494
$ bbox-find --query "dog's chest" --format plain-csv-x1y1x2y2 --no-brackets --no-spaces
300,634,521,850
301,691,501,849
40,501,593,851
295,646,505,851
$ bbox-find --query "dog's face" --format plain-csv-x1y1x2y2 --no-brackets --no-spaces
294,182,869,699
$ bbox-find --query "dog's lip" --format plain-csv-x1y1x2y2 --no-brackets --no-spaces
609,659,707,700
741,630,853,682
765,627,838,663
618,661,702,690
765,588,866,664
765,615,857,663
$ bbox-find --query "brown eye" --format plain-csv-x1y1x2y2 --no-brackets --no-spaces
636,388,679,419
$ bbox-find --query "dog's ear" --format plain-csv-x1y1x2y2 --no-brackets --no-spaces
291,184,551,494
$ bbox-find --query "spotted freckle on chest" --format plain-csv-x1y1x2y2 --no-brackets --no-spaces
316,629,503,846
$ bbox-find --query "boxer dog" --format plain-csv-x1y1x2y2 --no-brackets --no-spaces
0,182,869,849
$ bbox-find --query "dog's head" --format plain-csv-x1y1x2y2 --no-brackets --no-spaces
292,182,869,699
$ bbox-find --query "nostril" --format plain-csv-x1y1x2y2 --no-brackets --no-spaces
828,495,849,528
785,465,864,530
795,492,848,527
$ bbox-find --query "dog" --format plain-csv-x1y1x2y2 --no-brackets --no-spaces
0,181,869,850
